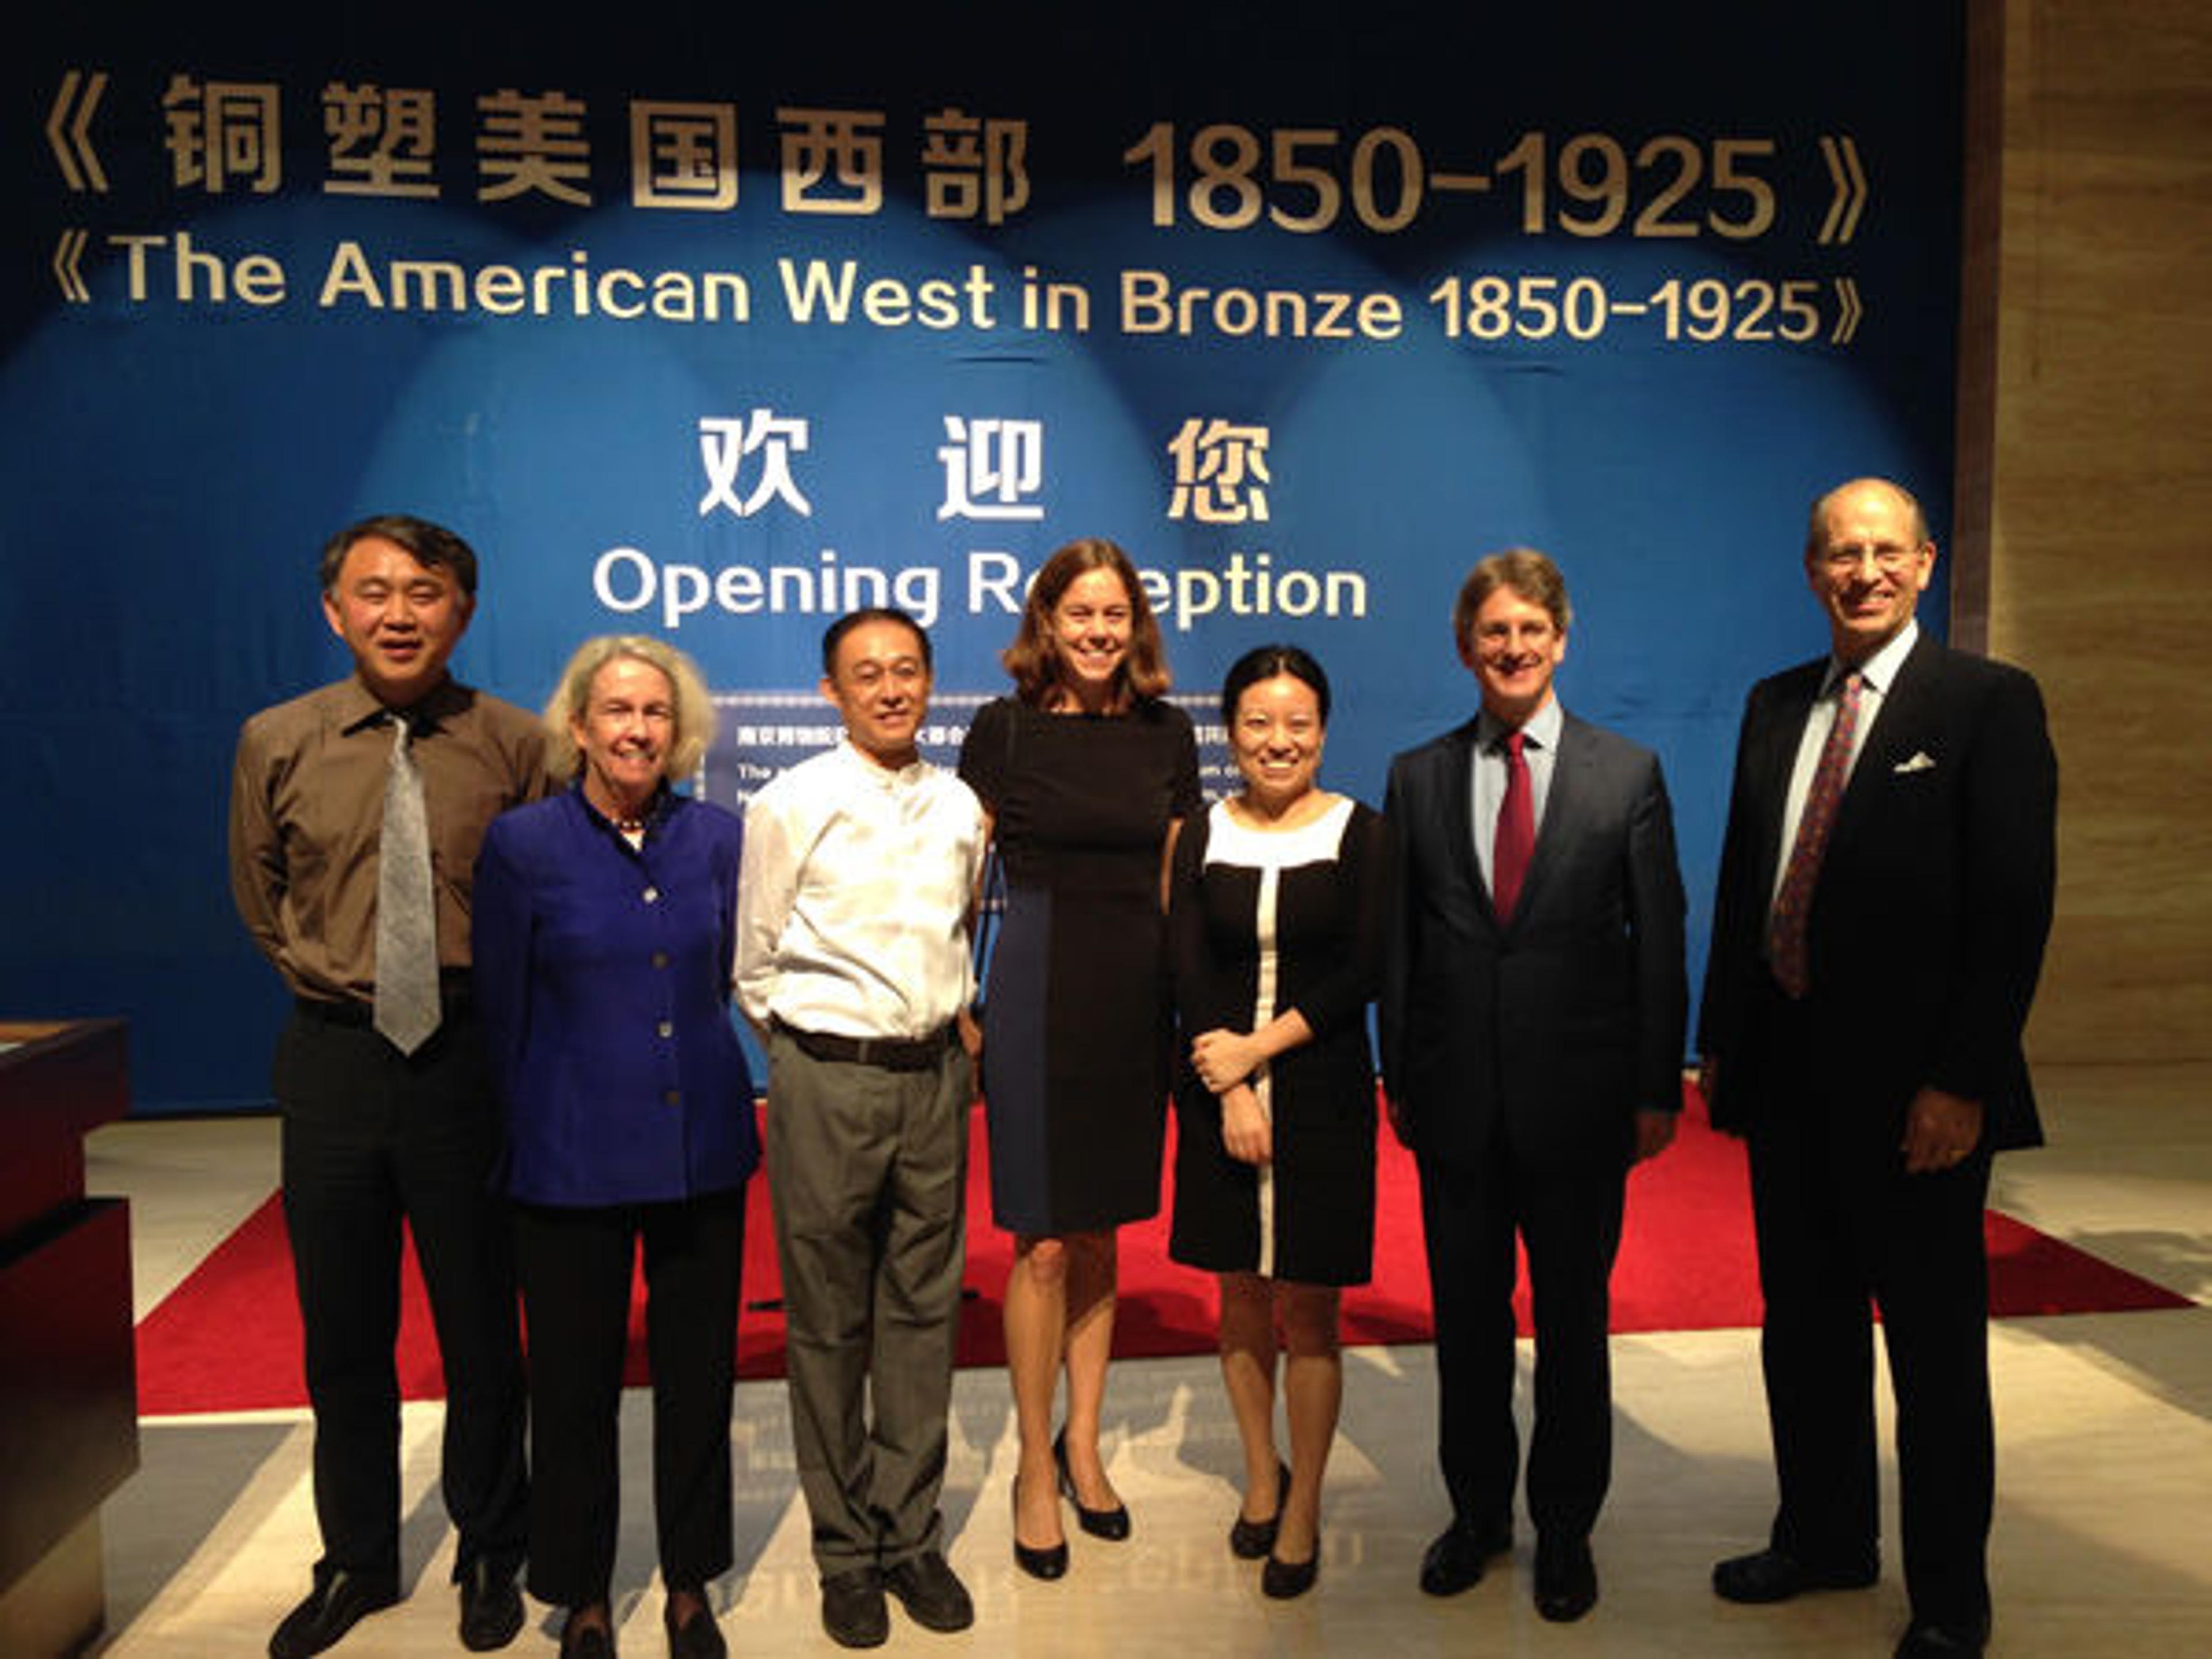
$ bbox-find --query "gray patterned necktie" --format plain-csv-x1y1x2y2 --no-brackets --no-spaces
374,711,441,1054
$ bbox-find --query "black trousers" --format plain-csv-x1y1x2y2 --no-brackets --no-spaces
1416,1146,1627,1543
274,1003,528,1582
1747,1101,1994,1630
514,1189,747,1607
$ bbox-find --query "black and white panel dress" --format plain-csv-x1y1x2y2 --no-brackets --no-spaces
1168,795,1387,1286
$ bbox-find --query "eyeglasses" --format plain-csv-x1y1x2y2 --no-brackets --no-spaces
1818,543,1923,574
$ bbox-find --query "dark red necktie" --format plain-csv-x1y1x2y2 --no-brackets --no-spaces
1767,671,1863,998
1493,729,1534,923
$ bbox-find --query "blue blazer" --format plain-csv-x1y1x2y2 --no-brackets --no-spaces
474,786,759,1206
1381,709,1688,1173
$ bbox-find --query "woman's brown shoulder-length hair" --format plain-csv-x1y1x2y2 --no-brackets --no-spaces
1001,537,1172,706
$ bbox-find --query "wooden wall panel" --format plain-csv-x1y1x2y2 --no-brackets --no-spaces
1990,0,2212,1060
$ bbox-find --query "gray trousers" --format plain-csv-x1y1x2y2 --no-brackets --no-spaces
764,1029,971,1576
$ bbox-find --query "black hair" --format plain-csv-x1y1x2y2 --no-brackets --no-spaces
319,513,479,598
821,607,933,676
1220,643,1331,727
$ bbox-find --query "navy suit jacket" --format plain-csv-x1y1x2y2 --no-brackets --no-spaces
1380,709,1688,1173
1697,634,2058,1152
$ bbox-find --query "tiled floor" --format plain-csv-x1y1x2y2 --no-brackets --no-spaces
74,1062,2212,1656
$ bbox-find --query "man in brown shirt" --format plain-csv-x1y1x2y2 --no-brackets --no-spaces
230,513,553,1659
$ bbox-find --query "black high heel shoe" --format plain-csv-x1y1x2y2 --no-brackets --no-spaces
1011,1475,1068,1580
1054,1428,1131,1541
1262,1538,1320,1600
663,1588,725,1659
1230,1461,1291,1559
558,1605,615,1659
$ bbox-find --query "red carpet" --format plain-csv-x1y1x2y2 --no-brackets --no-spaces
135,1091,2191,1416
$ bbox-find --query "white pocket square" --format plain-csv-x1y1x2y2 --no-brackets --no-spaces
1893,751,1937,774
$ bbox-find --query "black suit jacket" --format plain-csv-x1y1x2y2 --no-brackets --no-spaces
1381,709,1688,1173
1698,634,2058,1151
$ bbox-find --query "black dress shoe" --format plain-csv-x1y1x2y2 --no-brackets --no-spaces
1893,1615,1990,1657
1534,1536,1598,1622
1261,1537,1320,1600
1418,1518,1512,1597
1054,1428,1131,1540
663,1599,726,1659
459,1558,525,1652
1230,1461,1291,1559
1712,1546,1879,1604
1011,1475,1069,1580
269,1569,400,1659
883,1551,975,1632
820,1567,889,1649
558,1615,615,1659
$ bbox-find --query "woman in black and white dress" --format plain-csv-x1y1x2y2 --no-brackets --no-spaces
1168,645,1388,1600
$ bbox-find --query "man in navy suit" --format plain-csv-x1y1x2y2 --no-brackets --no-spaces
1381,548,1687,1623
1699,478,2057,1659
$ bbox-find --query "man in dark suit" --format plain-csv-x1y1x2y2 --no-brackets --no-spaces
1381,548,1687,1623
1699,478,2057,1659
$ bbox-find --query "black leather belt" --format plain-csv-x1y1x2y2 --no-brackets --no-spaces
775,1020,955,1073
294,982,474,1028
294,995,373,1027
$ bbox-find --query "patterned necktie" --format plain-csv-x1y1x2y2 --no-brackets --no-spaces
1767,671,1863,999
1492,729,1535,923
374,712,441,1054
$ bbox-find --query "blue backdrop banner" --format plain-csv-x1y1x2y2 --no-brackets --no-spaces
2,2,1965,1108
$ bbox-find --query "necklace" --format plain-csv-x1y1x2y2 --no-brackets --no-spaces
585,783,653,836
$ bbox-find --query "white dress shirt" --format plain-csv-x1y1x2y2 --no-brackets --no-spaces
736,737,987,1040
1769,619,1919,912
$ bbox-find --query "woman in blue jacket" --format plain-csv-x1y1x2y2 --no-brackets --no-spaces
474,635,755,1659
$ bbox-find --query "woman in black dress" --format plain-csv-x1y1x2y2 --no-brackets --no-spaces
1168,645,1387,1599
958,538,1200,1578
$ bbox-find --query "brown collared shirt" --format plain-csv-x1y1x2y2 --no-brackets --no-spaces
229,673,556,1004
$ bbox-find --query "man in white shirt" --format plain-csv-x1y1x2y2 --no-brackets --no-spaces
736,608,987,1649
